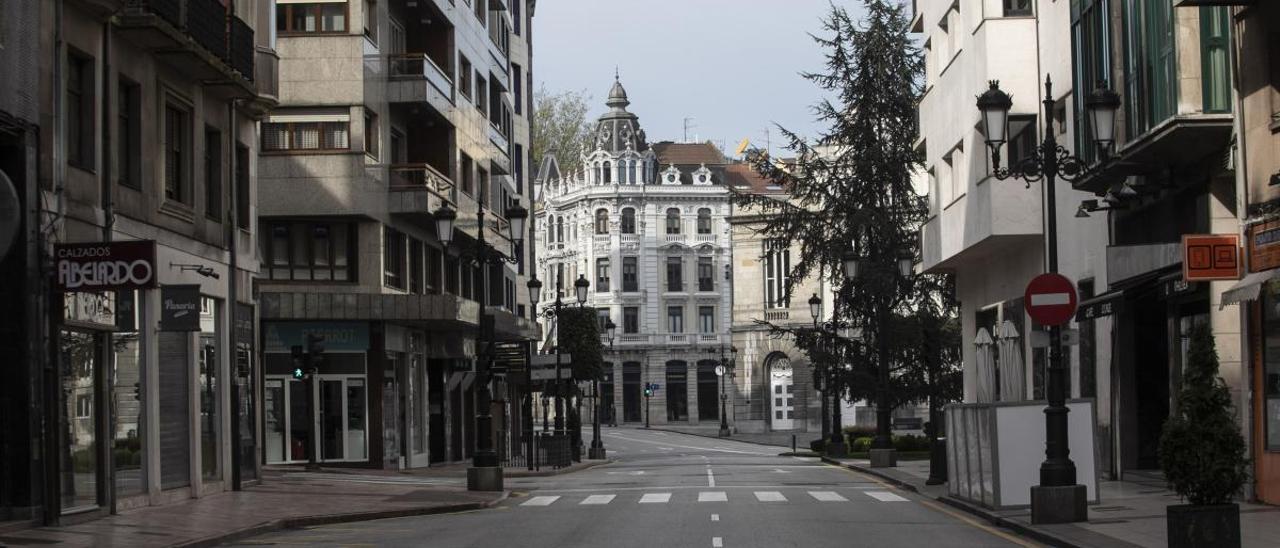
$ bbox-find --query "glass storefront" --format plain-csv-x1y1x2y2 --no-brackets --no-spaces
1263,284,1280,451
59,329,99,511
200,298,220,481
111,290,144,496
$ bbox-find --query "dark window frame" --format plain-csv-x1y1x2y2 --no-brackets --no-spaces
262,120,351,152
276,2,349,34
666,257,683,292
623,306,639,334
622,256,638,292
164,100,193,205
262,220,357,282
383,226,407,289
204,126,223,221
67,49,95,171
596,258,610,293
117,77,142,189
697,257,714,292
621,208,636,234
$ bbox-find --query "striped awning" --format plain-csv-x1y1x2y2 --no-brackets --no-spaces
1220,269,1280,309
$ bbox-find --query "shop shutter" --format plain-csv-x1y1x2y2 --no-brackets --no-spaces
158,331,191,489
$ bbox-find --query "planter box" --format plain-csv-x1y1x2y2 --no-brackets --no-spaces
1167,503,1240,548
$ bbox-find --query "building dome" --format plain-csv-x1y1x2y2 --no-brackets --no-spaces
593,77,648,154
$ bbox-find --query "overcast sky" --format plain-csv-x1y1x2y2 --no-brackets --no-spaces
531,0,866,157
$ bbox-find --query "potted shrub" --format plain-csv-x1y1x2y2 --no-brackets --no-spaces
1158,323,1248,548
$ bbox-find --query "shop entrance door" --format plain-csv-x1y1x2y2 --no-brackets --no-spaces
264,376,367,464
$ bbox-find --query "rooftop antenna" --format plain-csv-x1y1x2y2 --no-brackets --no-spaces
683,117,697,143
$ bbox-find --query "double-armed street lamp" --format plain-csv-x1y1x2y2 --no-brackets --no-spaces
837,251,915,465
524,271,589,448
432,196,528,491
974,76,1120,524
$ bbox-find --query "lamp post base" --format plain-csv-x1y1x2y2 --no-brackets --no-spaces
826,440,847,458
926,437,948,485
467,466,505,492
718,426,731,437
588,446,607,460
869,448,897,468
1030,484,1088,524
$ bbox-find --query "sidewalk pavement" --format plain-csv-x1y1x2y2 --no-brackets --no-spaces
820,455,1280,548
0,468,508,548
626,424,810,450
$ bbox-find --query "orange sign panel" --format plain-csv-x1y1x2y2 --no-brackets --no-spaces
1182,234,1241,282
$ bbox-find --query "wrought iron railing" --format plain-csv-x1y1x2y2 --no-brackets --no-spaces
229,15,255,80
186,0,227,61
389,163,454,197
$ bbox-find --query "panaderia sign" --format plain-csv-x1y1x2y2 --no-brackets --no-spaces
54,240,158,292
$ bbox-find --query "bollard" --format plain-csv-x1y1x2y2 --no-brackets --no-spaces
792,434,796,454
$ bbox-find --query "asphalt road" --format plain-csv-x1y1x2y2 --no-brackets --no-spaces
228,428,1039,548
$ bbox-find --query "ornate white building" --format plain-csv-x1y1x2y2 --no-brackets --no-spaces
535,79,733,426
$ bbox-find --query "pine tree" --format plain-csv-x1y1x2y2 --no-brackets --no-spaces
734,0,955,412
1158,323,1248,506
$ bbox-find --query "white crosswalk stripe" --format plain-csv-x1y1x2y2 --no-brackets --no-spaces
521,496,561,506
809,491,848,502
754,491,787,502
639,493,672,504
580,494,616,505
865,491,910,502
698,491,727,502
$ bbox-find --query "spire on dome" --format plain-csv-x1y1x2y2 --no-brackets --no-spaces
607,75,630,110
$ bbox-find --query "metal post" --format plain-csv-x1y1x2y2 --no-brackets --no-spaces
467,197,502,491
305,362,319,471
718,368,729,437
526,340,534,471
553,281,564,437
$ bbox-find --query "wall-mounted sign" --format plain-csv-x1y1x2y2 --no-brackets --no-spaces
1182,234,1241,282
54,240,157,292
63,291,117,329
1248,220,1280,273
262,321,369,353
159,285,202,331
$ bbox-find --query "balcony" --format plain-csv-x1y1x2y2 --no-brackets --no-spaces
388,163,455,216
763,310,790,322
621,234,640,246
246,47,279,116
694,233,716,245
389,53,455,103
489,123,510,156
593,234,611,251
617,334,652,345
1071,114,1234,194
118,0,256,96
665,233,687,245
920,177,1042,273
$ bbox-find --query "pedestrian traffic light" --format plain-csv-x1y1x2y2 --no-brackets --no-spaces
644,384,652,397
293,367,305,380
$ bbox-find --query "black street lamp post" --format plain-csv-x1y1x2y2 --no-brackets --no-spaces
525,271,589,463
809,295,848,457
975,76,1119,524
433,198,528,492
589,319,615,459
708,345,737,437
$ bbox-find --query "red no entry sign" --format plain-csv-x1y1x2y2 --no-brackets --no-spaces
1024,273,1078,327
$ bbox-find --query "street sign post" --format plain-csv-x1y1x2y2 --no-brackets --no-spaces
1024,273,1078,327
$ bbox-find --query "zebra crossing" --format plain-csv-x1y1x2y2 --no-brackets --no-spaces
518,490,908,507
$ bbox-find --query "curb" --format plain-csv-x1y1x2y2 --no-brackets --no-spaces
820,458,1116,548
171,491,511,548
630,426,795,450
505,459,614,477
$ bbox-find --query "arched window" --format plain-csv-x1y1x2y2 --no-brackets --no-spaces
556,216,564,242
697,208,712,234
603,161,612,183
595,208,609,234
666,208,681,235
547,218,554,244
594,162,603,184
627,160,636,184
621,208,636,234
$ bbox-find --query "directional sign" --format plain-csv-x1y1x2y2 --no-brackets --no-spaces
530,353,573,367
1024,273,1078,327
530,367,565,381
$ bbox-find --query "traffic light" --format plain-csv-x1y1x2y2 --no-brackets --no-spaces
132,382,141,401
644,384,653,397
292,367,305,380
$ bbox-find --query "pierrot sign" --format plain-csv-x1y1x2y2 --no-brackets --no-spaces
1024,273,1078,327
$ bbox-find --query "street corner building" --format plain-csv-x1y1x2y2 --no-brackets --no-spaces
912,0,1279,510
1,0,276,524
533,80,739,429
257,0,539,471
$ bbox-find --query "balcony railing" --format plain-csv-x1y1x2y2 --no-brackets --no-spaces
187,0,228,62
621,234,640,245
593,235,610,247
695,233,715,244
229,15,254,81
389,163,455,196
666,234,687,244
389,53,454,98
668,334,689,344
254,47,279,99
763,310,790,321
122,0,255,89
489,123,510,155
618,334,651,345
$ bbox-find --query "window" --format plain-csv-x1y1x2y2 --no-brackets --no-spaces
512,0,522,35
596,258,610,292
204,127,223,221
763,239,790,309
621,208,636,234
622,257,638,292
277,2,348,33
603,162,612,183
697,257,714,292
666,208,681,234
596,308,611,332
458,55,473,101
68,50,95,170
75,395,92,419
262,113,351,152
460,153,474,195
514,144,524,194
164,102,192,204
699,306,714,333
595,208,609,234
555,216,564,243
363,0,377,42
409,238,424,294
476,73,488,117
474,0,486,26
666,257,683,292
697,208,712,234
1071,0,1112,165
623,306,639,334
477,166,489,202
427,246,442,293
262,221,355,281
364,109,379,159
117,78,141,188
667,306,684,333
1121,0,1176,138
513,63,523,115
236,145,251,230
1004,0,1032,17
1007,116,1037,168
1199,7,1231,114
384,226,407,289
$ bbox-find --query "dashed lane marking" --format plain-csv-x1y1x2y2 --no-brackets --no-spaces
521,496,561,506
753,491,787,502
580,494,616,505
698,491,727,502
639,493,672,504
712,537,724,547
865,491,910,502
809,491,848,502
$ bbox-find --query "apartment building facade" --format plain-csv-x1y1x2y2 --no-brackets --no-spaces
257,0,537,470
534,81,734,428
0,0,277,524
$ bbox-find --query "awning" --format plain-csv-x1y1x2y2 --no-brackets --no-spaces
1076,290,1124,321
1220,269,1280,308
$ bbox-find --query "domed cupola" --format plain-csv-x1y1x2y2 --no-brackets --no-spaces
593,75,648,155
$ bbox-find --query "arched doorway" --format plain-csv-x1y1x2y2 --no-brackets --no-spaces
766,353,796,431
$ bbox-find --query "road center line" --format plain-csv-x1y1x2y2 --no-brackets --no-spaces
707,467,715,487
712,536,723,547
711,513,719,522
